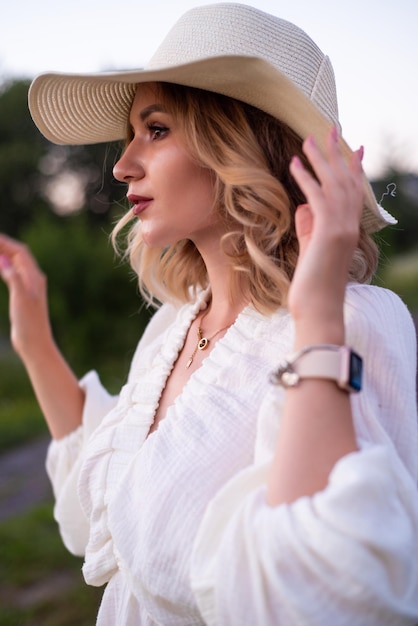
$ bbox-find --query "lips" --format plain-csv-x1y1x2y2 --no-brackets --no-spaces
127,194,153,216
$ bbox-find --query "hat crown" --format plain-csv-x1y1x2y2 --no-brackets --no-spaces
28,2,393,231
148,3,339,126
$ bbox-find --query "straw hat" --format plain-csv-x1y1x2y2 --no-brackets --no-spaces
28,2,395,232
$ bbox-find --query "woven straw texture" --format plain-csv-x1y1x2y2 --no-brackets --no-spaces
28,3,395,232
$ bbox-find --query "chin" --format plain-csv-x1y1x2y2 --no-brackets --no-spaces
141,228,180,249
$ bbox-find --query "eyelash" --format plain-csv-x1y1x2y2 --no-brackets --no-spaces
147,123,169,140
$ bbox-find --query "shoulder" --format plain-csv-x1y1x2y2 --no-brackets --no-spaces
138,301,180,347
126,300,185,379
344,283,417,387
345,283,416,346
233,306,294,361
345,282,413,319
345,285,418,479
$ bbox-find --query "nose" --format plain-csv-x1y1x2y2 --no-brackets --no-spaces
113,139,145,183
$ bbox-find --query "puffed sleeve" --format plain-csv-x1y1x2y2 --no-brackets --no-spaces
44,300,178,557
45,370,118,555
191,285,418,625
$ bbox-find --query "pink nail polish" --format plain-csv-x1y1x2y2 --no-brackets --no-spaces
0,254,11,270
331,125,338,142
358,145,365,161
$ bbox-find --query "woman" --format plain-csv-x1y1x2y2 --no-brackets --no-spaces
1,4,418,624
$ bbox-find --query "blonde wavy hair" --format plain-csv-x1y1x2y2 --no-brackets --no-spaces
112,83,378,313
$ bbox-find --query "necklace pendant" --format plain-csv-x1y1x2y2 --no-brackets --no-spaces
186,357,193,368
198,337,209,350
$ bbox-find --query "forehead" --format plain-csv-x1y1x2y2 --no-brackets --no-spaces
131,82,161,113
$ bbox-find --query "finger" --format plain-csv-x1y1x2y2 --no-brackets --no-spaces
301,133,334,184
294,203,313,259
349,145,364,176
303,128,349,188
0,233,25,256
0,236,29,270
0,254,14,283
0,236,43,287
324,126,347,169
289,155,324,209
294,204,313,240
349,147,366,222
324,129,365,202
0,253,26,299
0,236,37,271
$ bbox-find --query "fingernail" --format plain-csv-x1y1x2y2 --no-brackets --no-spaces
358,145,365,161
0,254,11,270
291,155,302,168
331,125,339,142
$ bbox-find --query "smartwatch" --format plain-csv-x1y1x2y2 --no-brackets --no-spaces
271,344,363,393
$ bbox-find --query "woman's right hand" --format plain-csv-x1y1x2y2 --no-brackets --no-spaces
0,234,53,361
0,234,84,439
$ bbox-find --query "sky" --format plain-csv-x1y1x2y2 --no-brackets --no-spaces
1,0,417,178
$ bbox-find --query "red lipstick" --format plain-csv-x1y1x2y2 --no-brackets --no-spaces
128,194,152,216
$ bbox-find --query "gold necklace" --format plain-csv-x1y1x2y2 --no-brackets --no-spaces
186,310,231,369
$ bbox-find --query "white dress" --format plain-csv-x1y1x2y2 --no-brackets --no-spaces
46,283,418,625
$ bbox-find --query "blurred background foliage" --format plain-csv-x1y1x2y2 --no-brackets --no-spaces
1,80,417,378
0,78,417,445
0,79,417,623
0,79,152,384
0,80,153,623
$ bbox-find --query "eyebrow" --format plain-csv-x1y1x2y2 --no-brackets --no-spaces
139,104,168,121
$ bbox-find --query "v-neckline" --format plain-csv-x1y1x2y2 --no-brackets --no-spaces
146,291,250,437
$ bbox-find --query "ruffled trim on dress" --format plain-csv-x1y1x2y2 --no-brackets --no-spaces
78,291,211,587
46,370,117,487
45,370,119,557
46,425,84,494
104,304,293,621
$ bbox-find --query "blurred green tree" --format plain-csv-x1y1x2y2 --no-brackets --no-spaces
372,171,418,256
0,80,50,235
0,79,126,235
0,80,151,387
0,78,416,381
22,211,151,382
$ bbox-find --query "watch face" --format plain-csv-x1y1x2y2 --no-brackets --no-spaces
349,351,363,392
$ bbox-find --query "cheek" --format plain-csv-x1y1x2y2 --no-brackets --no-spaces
188,166,216,209
155,144,216,215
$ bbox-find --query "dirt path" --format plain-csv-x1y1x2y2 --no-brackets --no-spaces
0,436,52,522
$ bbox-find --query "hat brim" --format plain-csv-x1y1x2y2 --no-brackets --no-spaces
28,55,395,233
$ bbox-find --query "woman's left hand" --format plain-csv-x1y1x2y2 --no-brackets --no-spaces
267,128,364,504
288,126,364,343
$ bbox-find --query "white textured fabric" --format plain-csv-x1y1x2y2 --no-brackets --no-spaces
46,284,418,625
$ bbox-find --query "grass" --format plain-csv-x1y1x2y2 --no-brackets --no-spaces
0,349,104,624
0,250,415,625
0,502,103,625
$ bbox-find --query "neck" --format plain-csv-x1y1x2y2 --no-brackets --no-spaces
198,250,248,328
190,223,249,325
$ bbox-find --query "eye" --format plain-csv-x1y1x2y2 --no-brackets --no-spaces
147,123,169,141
